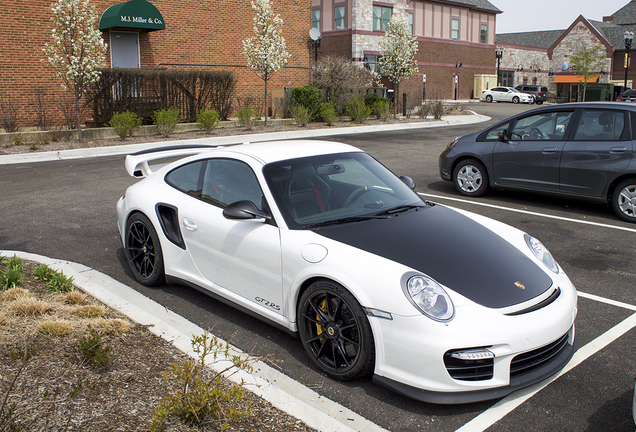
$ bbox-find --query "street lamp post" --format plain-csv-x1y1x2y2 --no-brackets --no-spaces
624,31,634,90
455,60,462,100
495,46,504,87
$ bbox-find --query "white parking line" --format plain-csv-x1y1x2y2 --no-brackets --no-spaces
419,193,636,233
456,292,636,432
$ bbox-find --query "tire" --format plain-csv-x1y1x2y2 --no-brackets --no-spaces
453,159,489,197
297,280,375,380
485,95,493,103
512,96,520,104
125,213,165,285
536,100,544,105
612,179,636,223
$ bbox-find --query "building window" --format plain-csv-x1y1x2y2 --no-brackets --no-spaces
451,19,459,39
480,24,487,43
335,5,345,30
373,5,392,31
500,70,514,87
365,54,382,73
312,9,320,30
408,12,414,35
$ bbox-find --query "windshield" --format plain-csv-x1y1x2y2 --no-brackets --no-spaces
263,152,423,229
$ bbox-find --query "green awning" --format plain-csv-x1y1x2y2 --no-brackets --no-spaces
99,0,165,31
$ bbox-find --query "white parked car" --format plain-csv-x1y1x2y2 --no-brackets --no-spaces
116,140,578,404
482,86,534,104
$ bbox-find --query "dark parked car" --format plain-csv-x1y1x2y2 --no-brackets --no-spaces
439,102,636,222
515,85,549,104
616,89,636,102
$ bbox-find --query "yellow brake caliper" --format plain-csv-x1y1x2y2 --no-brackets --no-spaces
316,298,327,339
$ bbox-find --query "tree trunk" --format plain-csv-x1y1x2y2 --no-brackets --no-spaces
75,89,82,141
264,77,269,127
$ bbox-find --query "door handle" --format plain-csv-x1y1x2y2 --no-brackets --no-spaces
542,147,557,154
183,218,198,232
609,146,627,155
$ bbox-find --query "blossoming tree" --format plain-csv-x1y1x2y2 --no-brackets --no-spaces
43,0,107,140
379,15,419,117
242,0,291,126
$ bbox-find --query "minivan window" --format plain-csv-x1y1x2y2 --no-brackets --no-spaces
573,110,626,141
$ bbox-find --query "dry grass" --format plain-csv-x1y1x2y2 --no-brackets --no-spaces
38,319,72,336
75,304,105,318
0,259,316,432
10,296,51,316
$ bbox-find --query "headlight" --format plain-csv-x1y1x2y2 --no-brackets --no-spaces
524,234,559,273
446,137,460,151
404,275,455,321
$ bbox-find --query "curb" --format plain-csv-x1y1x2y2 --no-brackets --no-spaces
1,250,389,432
0,113,490,165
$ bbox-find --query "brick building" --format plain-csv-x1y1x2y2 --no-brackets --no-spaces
0,0,312,128
311,0,502,109
496,1,636,102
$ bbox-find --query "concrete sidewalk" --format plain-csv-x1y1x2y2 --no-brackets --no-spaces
0,112,490,165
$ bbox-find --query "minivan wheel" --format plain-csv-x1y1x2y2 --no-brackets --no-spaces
453,159,489,197
612,179,636,223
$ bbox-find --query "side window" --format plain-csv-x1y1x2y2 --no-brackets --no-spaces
165,161,205,198
485,122,510,140
202,159,265,209
573,110,626,141
509,111,573,141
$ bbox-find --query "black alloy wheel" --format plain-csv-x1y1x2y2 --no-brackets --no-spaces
298,280,375,380
125,213,165,285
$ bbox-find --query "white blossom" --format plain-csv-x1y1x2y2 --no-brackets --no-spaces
379,15,418,115
43,0,107,138
242,0,291,125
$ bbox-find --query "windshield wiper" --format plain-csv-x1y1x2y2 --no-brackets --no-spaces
374,204,424,216
304,214,388,229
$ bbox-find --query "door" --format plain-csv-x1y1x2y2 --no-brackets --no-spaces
180,158,284,314
493,110,574,191
110,32,140,68
560,109,632,197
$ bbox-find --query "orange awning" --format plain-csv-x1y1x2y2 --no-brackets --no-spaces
552,75,599,84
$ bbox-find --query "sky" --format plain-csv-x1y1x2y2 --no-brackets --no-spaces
494,0,632,34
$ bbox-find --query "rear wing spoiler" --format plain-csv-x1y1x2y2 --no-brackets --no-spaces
125,145,220,178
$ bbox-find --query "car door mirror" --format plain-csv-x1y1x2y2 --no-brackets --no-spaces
223,200,270,221
399,175,416,189
498,130,508,142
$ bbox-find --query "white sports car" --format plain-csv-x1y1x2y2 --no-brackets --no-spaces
116,140,578,404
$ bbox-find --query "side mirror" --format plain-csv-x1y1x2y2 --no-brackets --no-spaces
498,130,508,142
399,176,416,189
223,200,270,221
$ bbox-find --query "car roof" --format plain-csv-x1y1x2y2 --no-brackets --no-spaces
206,140,362,165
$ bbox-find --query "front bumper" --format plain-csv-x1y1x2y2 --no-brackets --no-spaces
374,325,577,404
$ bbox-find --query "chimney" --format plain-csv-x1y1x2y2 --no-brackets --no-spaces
603,16,615,22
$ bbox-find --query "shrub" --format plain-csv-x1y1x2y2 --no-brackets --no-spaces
290,104,310,126
196,109,221,133
151,330,255,431
371,100,392,120
1,255,24,291
319,102,337,126
364,93,383,108
291,85,322,120
236,105,256,130
153,107,181,138
75,325,114,367
346,98,371,123
430,100,446,120
108,111,142,140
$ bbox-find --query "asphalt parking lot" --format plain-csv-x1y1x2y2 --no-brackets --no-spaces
1,101,635,431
